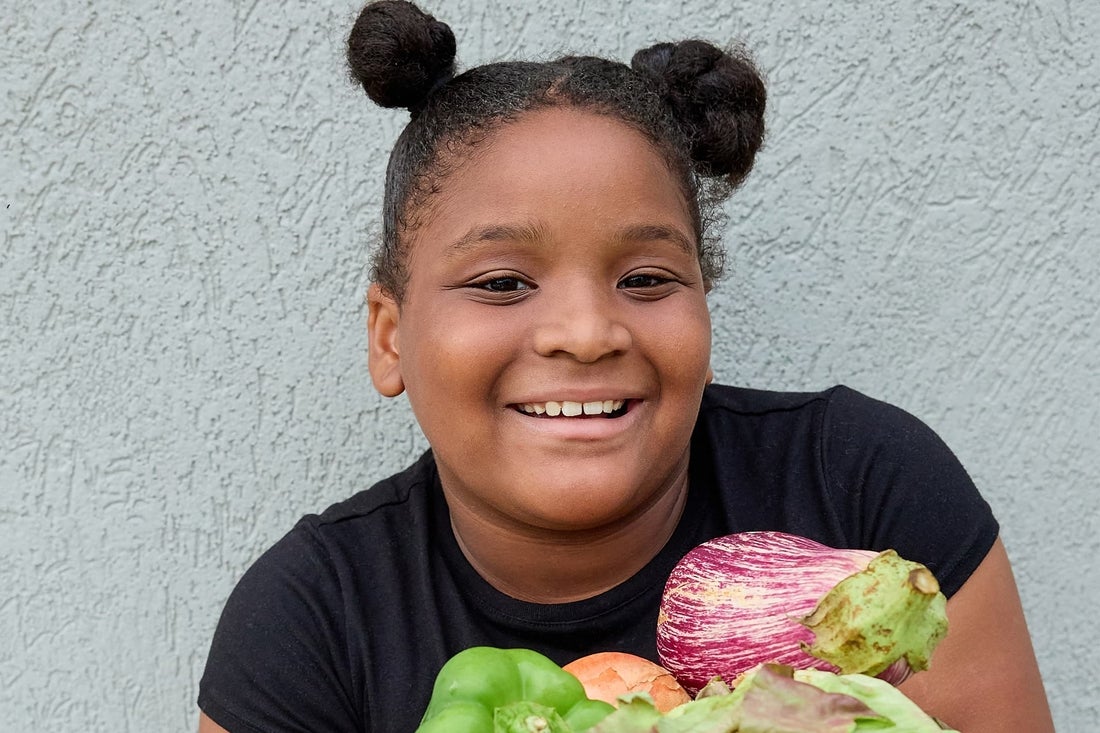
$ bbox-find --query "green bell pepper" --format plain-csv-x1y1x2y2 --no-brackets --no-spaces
415,646,616,733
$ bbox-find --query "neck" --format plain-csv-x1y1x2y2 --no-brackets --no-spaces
446,476,690,604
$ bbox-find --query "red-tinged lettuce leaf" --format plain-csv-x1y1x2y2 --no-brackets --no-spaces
792,670,959,732
735,664,884,733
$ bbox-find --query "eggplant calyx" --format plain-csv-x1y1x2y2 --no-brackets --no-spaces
800,550,949,677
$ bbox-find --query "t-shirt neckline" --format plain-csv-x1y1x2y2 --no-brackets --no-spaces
427,454,714,628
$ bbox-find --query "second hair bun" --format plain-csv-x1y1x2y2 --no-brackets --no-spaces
632,40,767,187
347,0,457,111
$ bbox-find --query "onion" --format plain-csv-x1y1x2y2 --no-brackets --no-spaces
655,531,947,695
563,651,691,712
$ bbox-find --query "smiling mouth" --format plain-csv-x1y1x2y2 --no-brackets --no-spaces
513,399,630,418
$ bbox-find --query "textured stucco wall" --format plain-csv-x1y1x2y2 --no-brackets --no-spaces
2,0,1097,730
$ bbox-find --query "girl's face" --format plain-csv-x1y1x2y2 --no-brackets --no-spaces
369,107,712,536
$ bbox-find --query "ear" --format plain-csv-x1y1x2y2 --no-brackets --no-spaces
367,283,405,397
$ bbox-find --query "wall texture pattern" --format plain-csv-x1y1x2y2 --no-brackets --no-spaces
2,0,1097,730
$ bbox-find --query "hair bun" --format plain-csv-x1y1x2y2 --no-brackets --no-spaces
347,1,457,112
632,40,766,187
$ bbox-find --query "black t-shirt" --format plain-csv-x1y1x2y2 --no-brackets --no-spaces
198,384,998,733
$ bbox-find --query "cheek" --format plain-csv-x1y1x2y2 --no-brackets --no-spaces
399,306,515,400
651,300,712,377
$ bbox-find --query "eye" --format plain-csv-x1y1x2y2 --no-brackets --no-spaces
461,273,536,303
475,276,531,293
618,272,673,290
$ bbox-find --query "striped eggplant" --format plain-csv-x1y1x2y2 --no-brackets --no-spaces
655,531,948,695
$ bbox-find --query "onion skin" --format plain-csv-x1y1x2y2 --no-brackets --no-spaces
563,651,691,712
656,531,916,694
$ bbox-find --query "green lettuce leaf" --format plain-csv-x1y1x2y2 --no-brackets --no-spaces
586,695,661,733
658,692,742,732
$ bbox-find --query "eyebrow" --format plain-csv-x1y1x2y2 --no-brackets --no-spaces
614,223,697,257
444,221,549,259
444,221,697,259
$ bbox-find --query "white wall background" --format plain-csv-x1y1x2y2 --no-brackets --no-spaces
2,0,1097,730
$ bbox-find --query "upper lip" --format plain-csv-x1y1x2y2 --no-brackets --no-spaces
517,398,625,408
507,382,641,403
510,397,631,405
507,393,638,406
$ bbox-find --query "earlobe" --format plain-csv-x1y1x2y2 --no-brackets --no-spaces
367,283,405,397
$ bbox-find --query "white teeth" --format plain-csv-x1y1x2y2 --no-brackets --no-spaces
518,399,627,416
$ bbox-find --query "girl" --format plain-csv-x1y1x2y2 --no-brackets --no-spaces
198,2,1053,731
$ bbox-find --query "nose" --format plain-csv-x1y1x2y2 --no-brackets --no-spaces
532,286,632,362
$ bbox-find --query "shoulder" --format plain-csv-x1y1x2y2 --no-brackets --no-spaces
226,450,438,584
212,448,441,651
309,448,439,527
811,385,972,486
699,382,834,415
700,381,911,418
199,451,442,731
697,383,997,597
239,449,444,604
698,382,938,446
215,450,439,625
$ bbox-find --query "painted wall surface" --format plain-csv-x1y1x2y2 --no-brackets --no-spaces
2,0,1097,729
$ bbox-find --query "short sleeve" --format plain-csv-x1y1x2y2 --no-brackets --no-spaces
821,386,999,598
198,521,360,732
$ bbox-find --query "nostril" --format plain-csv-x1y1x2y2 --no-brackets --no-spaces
531,314,632,362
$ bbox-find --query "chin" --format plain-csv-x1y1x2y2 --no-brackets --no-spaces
519,481,653,531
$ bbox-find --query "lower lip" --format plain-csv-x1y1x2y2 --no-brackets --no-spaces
507,401,643,442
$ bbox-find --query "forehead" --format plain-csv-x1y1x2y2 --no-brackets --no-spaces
465,106,676,184
410,107,694,236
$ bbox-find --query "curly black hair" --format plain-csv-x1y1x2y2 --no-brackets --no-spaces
347,0,766,301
